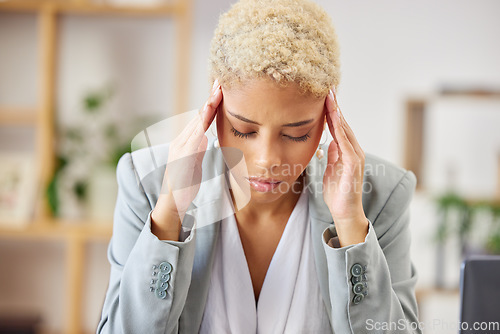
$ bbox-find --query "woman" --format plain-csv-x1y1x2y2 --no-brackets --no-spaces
97,0,420,333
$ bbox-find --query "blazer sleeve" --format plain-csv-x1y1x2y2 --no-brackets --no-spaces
322,170,421,334
96,152,197,334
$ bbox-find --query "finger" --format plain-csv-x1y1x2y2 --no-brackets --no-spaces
337,109,364,160
187,85,221,148
202,85,222,131
331,105,358,163
180,83,222,150
332,91,365,160
333,123,364,178
176,113,204,150
210,78,220,95
196,78,220,117
202,79,221,125
324,96,343,164
326,135,339,166
324,92,338,146
184,78,221,137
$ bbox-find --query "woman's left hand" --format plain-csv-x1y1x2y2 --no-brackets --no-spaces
323,89,368,246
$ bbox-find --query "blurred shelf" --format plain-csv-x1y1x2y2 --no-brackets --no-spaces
0,107,37,125
416,286,460,302
403,92,500,190
0,0,182,17
463,197,500,208
0,218,112,240
0,1,192,333
439,87,500,98
414,189,500,207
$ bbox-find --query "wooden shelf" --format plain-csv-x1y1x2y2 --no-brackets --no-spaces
0,218,112,240
403,92,500,190
0,107,38,125
416,286,460,305
0,1,192,332
0,0,182,17
464,198,500,208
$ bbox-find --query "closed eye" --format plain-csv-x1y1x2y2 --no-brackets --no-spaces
230,127,254,139
230,127,310,142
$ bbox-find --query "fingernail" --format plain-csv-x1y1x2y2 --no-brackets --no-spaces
212,79,219,92
329,89,334,99
213,84,221,96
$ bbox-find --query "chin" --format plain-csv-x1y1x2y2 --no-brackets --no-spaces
247,188,285,204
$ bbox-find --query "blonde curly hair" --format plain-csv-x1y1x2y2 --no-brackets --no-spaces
208,0,340,98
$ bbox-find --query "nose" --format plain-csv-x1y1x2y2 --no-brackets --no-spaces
254,138,282,176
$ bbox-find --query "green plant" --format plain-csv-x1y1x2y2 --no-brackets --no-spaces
45,84,156,217
434,192,466,243
434,191,500,255
486,205,500,253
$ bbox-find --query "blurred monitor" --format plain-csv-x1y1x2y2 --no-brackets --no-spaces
459,255,500,334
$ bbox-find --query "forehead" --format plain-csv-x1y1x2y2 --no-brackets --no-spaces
221,79,324,120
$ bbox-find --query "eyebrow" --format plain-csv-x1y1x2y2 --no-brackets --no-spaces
227,110,314,127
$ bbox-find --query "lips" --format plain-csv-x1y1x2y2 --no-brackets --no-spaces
248,177,282,184
246,177,282,192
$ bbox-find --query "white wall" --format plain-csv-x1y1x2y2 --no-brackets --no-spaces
1,0,500,332
317,0,500,162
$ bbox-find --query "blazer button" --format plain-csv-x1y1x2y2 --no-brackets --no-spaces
353,282,366,294
155,289,167,299
353,293,364,305
159,261,173,274
157,281,169,291
351,263,363,277
159,273,171,283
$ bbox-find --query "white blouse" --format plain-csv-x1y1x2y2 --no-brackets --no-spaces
200,187,332,334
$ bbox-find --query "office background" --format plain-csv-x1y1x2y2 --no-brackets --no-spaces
1,0,499,333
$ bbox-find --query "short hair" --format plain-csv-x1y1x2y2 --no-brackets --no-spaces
208,0,341,98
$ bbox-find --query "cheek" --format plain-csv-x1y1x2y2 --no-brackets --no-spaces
290,125,324,162
315,123,326,144
306,123,325,148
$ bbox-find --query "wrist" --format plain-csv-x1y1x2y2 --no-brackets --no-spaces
151,194,183,241
333,214,368,229
333,215,369,247
156,192,184,219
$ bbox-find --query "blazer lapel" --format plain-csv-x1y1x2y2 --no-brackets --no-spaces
305,152,335,321
179,143,237,332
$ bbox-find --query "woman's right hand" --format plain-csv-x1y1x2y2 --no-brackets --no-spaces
151,79,222,241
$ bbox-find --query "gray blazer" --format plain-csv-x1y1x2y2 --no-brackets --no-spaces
97,137,421,334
